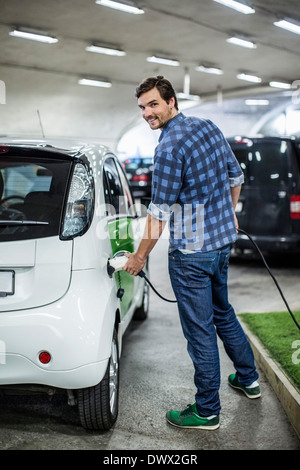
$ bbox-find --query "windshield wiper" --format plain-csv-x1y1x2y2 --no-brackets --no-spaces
0,220,49,225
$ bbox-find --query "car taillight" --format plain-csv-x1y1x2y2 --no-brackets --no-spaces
61,163,94,239
0,145,9,153
132,174,150,182
290,195,300,219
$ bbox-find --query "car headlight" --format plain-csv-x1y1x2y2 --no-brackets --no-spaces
61,163,94,239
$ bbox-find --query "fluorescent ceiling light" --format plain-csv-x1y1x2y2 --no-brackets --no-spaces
195,65,224,75
237,73,262,83
9,28,58,43
269,81,291,89
213,0,255,14
274,18,300,35
245,99,269,106
78,78,112,88
95,0,144,14
147,56,180,66
86,44,126,56
226,36,256,48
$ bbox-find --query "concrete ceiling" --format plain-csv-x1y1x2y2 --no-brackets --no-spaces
0,0,299,149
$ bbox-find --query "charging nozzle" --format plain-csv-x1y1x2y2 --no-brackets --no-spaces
107,251,130,278
107,251,177,303
107,250,146,278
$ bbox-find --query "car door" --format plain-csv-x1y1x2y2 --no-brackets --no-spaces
103,156,137,318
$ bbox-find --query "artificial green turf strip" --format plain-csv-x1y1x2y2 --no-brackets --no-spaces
239,311,300,391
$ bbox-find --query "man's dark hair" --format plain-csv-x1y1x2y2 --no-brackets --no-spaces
135,76,179,110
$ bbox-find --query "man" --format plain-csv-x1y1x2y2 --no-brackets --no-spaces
124,76,260,430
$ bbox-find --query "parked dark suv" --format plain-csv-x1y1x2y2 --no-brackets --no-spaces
228,136,300,254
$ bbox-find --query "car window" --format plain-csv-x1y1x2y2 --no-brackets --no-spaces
117,161,136,217
103,157,126,216
103,157,136,217
295,141,300,162
232,141,289,187
0,155,72,241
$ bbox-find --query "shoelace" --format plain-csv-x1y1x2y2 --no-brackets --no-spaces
180,404,193,416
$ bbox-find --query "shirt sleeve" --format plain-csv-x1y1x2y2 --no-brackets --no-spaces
147,149,183,221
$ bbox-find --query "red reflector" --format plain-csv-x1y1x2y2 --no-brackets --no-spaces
39,351,51,364
290,195,300,219
0,145,10,153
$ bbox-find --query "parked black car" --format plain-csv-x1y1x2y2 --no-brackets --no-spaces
121,157,153,198
228,136,300,254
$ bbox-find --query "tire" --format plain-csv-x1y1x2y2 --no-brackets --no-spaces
133,278,149,321
77,328,119,430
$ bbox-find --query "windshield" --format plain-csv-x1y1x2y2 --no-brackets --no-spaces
0,154,72,241
123,157,153,171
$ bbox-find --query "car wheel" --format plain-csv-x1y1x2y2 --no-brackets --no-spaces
77,328,119,430
133,278,149,321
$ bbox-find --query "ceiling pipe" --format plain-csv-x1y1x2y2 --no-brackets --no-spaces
177,68,201,103
183,69,191,95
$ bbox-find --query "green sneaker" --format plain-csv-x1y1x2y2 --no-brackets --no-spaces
166,403,220,430
228,373,261,399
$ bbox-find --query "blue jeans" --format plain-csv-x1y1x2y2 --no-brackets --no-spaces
168,245,258,417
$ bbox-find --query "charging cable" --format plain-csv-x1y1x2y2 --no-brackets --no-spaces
237,228,300,331
142,229,300,326
137,270,177,303
107,236,300,331
107,251,177,302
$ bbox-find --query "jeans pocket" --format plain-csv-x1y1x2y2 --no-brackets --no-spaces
181,256,215,288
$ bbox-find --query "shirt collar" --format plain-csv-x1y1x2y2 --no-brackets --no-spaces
159,112,185,142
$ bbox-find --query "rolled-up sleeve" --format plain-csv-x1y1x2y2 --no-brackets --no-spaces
147,201,172,221
229,173,244,187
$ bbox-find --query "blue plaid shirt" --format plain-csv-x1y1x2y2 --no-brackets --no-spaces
147,112,244,252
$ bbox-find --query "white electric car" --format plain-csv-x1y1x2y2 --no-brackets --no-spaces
0,138,149,430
